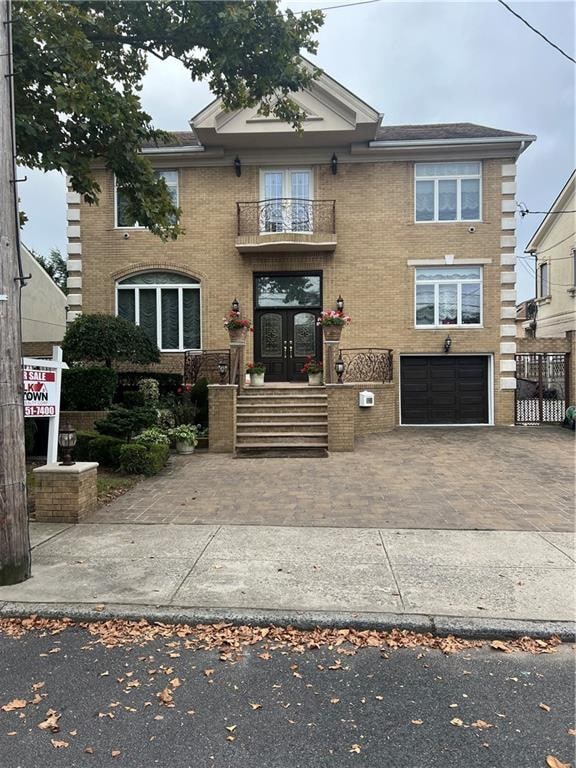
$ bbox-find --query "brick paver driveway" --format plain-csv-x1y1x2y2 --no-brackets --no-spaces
87,427,574,531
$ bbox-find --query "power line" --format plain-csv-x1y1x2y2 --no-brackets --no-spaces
519,208,576,216
292,0,384,15
526,232,576,255
496,0,576,65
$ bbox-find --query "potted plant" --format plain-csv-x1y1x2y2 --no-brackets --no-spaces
223,310,252,343
301,356,323,386
169,424,199,455
246,362,265,387
316,309,352,341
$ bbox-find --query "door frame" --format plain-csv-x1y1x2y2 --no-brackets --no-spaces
398,353,494,427
253,270,323,382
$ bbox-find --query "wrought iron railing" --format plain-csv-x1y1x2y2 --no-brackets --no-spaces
237,198,336,236
340,348,393,383
184,349,230,385
515,353,568,424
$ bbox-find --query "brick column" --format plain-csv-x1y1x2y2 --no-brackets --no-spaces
208,384,237,453
229,342,246,391
326,384,355,451
33,462,99,523
324,341,339,384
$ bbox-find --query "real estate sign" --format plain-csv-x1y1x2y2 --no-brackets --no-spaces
22,347,68,463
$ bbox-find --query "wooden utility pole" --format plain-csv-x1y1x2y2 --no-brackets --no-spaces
0,0,31,584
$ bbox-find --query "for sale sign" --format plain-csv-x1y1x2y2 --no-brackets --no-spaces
23,368,57,417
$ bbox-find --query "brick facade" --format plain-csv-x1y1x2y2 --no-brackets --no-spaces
33,462,99,523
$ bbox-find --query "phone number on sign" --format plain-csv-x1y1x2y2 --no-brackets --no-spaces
25,405,56,417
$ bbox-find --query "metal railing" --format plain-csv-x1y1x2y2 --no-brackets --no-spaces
184,349,230,385
237,198,336,236
339,348,394,383
515,353,568,424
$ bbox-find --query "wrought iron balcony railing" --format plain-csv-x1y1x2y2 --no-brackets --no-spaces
340,348,394,383
237,198,336,236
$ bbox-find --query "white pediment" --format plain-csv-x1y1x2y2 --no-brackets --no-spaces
191,63,381,149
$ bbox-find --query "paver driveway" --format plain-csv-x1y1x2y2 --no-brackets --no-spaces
85,427,575,531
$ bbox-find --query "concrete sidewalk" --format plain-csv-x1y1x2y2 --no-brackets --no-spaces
0,523,574,637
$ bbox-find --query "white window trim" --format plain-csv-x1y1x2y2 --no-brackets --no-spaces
115,279,201,352
259,168,314,235
414,266,483,328
539,261,550,299
414,162,482,223
114,170,179,230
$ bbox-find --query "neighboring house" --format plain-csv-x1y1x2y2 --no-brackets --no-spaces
515,298,537,337
65,63,535,427
525,170,576,337
21,244,68,357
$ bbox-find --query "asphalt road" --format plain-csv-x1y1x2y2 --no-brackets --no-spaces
0,627,574,768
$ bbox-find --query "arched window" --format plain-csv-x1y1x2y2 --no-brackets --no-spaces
116,271,201,351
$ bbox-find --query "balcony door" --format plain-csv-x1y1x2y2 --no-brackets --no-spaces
260,169,313,233
254,272,322,382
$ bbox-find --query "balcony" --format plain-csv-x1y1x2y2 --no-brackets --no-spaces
236,199,337,254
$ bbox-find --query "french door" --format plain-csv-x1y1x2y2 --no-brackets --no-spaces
260,169,313,233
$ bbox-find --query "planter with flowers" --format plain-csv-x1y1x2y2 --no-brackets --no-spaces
317,309,352,342
301,356,323,386
169,424,199,455
246,362,265,387
224,310,252,343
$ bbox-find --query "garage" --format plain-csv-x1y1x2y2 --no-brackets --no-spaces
401,356,490,425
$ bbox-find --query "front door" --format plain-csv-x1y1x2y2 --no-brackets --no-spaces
254,273,322,382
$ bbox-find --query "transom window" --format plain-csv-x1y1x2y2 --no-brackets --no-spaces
415,266,482,327
415,162,481,222
116,271,200,351
116,170,178,228
259,169,313,233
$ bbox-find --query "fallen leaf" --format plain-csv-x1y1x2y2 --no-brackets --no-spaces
349,744,362,754
226,735,235,742
226,725,237,733
471,720,494,729
30,694,43,705
111,749,121,758
375,695,384,701
330,698,340,704
153,715,164,721
85,746,94,754
69,729,78,736
94,604,106,612
258,652,271,660
249,703,262,710
158,688,173,705
490,640,512,653
32,682,45,691
450,718,464,727
539,703,551,712
546,757,571,768
448,703,458,708
38,709,61,732
2,699,27,712
568,729,576,736
411,719,423,725
7,731,17,736
50,739,69,748
204,669,214,677
170,678,181,689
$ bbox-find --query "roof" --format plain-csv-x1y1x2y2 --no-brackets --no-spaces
374,122,531,141
142,131,200,149
525,169,576,252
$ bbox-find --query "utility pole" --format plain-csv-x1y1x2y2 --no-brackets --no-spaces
0,0,31,585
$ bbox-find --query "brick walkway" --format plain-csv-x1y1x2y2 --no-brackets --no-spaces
86,427,575,531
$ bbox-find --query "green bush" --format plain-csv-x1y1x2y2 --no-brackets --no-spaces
138,378,160,405
63,313,160,368
88,435,125,468
133,427,170,447
61,366,118,410
74,431,99,461
117,372,182,401
95,405,158,440
120,442,169,476
122,390,145,408
190,377,208,427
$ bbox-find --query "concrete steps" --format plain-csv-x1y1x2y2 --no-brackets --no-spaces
236,386,328,455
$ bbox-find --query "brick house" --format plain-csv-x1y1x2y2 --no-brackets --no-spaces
65,65,535,443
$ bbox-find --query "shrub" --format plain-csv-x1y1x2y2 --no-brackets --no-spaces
138,378,160,405
87,435,125,468
190,377,208,427
173,400,198,426
133,427,170,447
61,366,118,410
74,431,99,461
63,313,160,368
120,443,169,476
95,405,158,441
169,424,198,447
122,391,145,408
116,372,182,401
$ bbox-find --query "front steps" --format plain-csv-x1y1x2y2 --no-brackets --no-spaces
236,386,328,455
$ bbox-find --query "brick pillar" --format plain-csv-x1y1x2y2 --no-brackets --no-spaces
324,341,339,384
33,462,99,523
326,384,355,451
566,330,576,405
229,342,246,391
208,384,237,453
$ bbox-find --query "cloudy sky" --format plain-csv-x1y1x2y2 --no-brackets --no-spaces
18,0,575,301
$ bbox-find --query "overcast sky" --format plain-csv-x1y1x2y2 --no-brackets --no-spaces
18,0,575,301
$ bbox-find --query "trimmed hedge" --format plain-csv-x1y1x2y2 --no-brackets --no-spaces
61,366,118,411
72,431,124,468
116,372,182,402
94,405,158,441
120,443,169,476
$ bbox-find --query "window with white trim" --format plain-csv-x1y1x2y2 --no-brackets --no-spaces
539,262,549,297
415,162,481,222
415,266,482,327
116,271,200,351
259,169,313,233
116,170,179,228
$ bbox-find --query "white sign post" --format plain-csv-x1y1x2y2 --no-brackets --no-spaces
22,346,68,464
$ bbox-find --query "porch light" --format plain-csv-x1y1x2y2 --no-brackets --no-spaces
217,360,228,384
331,152,338,175
234,156,241,177
231,297,240,313
58,423,77,466
336,294,344,311
444,335,452,354
335,352,345,384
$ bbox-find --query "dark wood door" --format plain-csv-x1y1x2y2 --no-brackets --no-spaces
401,356,489,424
255,309,322,382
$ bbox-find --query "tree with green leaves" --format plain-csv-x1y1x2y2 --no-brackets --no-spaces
30,247,68,293
13,0,324,240
63,313,161,368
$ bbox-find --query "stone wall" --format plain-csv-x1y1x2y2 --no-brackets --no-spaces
208,385,237,452
351,383,396,436
61,410,108,433
33,462,99,523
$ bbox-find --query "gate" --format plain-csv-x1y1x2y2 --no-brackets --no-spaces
515,353,568,424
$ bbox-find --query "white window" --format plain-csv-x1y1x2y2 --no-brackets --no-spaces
116,170,179,228
415,266,482,327
539,262,549,297
415,162,481,222
259,169,313,233
116,271,201,352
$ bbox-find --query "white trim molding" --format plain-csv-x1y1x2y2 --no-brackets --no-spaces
501,199,516,213
66,259,82,272
66,191,81,205
67,311,82,323
67,208,81,222
500,235,516,248
407,257,492,266
67,293,82,306
501,289,516,302
67,225,81,239
500,324,516,337
501,163,516,178
500,377,517,390
501,181,516,195
67,243,82,256
66,277,82,290
500,306,516,319
501,217,515,230
500,253,516,266
500,341,517,355
500,359,516,373
500,271,517,285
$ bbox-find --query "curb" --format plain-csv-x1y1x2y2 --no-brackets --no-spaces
0,602,574,642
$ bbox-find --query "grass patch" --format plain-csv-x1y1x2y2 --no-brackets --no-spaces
97,470,138,504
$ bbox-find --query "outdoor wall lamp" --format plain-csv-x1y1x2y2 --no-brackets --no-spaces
217,360,228,385
336,294,344,312
335,351,345,384
231,297,240,313
58,423,77,466
443,335,452,354
234,156,242,177
331,152,338,175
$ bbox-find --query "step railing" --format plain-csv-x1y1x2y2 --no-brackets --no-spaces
339,348,393,383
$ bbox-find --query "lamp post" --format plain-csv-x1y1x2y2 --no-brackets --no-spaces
231,298,240,314
58,423,77,466
217,360,228,384
336,294,344,312
443,335,452,353
335,352,345,384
